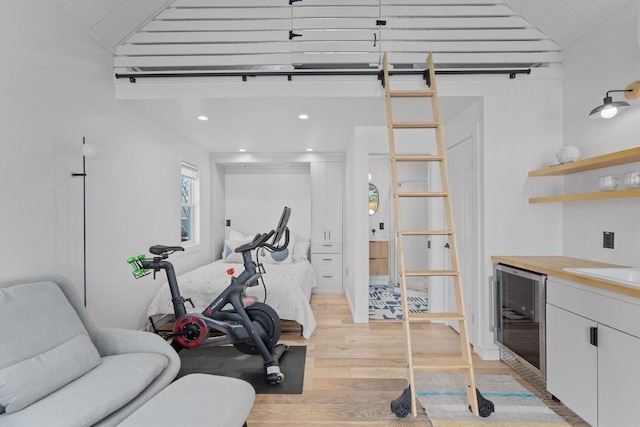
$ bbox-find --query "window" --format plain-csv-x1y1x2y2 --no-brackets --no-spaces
180,162,198,244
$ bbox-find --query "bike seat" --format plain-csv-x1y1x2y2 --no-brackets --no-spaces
149,245,185,256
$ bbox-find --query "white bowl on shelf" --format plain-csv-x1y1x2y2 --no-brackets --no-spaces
556,146,581,164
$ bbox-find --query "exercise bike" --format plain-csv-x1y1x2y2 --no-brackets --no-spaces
127,207,292,385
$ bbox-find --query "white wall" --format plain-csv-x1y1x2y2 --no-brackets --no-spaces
0,2,212,330
561,1,640,266
223,170,311,240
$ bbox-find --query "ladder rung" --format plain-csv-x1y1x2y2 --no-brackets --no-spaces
401,230,453,236
392,122,439,129
406,312,465,322
394,155,443,162
389,89,435,97
412,358,473,372
404,270,459,277
398,192,447,198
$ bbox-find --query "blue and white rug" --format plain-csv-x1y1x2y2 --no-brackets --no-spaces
369,282,429,320
416,373,569,426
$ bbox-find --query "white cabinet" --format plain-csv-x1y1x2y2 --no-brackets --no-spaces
546,277,640,427
310,161,343,293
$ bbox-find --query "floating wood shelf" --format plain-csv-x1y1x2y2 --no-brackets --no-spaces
528,147,640,203
528,147,640,177
529,188,640,204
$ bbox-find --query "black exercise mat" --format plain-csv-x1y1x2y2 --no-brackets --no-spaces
176,345,306,394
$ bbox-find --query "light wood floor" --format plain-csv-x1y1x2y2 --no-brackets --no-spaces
247,293,588,426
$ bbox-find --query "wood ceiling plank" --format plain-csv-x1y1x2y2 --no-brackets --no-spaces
380,4,516,17
142,19,292,31
292,52,379,64
117,42,292,55
382,0,500,4
382,16,533,29
127,30,288,44
115,53,294,68
387,51,562,65
381,39,559,52
158,7,290,20
292,6,379,19
381,28,550,41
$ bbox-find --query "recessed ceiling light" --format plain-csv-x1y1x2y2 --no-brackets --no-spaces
298,114,309,120
197,116,208,121
238,148,246,152
306,148,313,152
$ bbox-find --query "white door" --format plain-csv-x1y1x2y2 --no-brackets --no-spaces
445,128,478,341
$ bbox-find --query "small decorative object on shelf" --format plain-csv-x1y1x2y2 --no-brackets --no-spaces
556,146,581,164
624,171,640,188
599,175,619,191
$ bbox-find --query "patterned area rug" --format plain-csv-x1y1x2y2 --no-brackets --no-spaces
416,373,570,426
369,282,429,320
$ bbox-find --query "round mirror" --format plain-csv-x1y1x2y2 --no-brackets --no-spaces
368,183,379,215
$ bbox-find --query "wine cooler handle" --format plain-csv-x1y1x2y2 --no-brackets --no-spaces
490,275,496,332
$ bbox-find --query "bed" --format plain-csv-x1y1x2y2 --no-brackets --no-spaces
146,236,317,339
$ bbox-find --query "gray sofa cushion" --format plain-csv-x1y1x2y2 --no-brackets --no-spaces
0,352,169,427
0,281,98,415
118,373,256,427
0,334,101,413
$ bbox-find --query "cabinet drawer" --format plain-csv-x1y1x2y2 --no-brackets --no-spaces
312,265,342,293
313,265,342,281
369,259,388,275
547,278,640,338
311,241,342,254
311,253,342,265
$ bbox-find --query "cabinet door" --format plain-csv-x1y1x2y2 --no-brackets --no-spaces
546,304,598,426
324,161,343,240
311,162,328,242
311,161,343,242
598,324,640,427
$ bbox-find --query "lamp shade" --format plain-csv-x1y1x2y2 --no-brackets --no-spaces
589,96,630,118
81,142,101,158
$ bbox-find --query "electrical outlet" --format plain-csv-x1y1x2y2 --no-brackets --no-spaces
603,231,614,249
226,219,231,227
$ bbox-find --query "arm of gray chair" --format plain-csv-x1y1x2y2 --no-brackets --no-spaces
92,327,180,369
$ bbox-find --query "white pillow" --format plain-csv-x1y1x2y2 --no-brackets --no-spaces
228,229,245,241
222,240,248,263
293,241,309,261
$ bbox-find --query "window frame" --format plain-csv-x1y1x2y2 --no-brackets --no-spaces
180,161,199,246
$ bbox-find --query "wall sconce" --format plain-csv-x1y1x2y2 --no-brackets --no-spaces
589,81,640,119
71,137,101,307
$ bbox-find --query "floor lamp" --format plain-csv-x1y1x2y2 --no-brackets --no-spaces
71,137,101,306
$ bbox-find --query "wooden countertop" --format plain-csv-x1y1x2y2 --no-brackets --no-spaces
491,255,639,299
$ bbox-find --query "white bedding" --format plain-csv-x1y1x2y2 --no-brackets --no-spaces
146,259,317,338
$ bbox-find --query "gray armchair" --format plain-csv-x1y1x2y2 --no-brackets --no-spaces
0,275,181,426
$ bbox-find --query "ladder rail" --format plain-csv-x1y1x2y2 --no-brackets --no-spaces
383,52,419,418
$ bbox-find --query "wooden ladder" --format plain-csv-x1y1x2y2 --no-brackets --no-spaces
383,53,491,419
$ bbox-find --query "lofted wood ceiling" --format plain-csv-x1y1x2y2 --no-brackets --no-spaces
47,0,634,75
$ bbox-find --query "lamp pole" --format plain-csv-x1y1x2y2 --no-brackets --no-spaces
71,137,88,307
